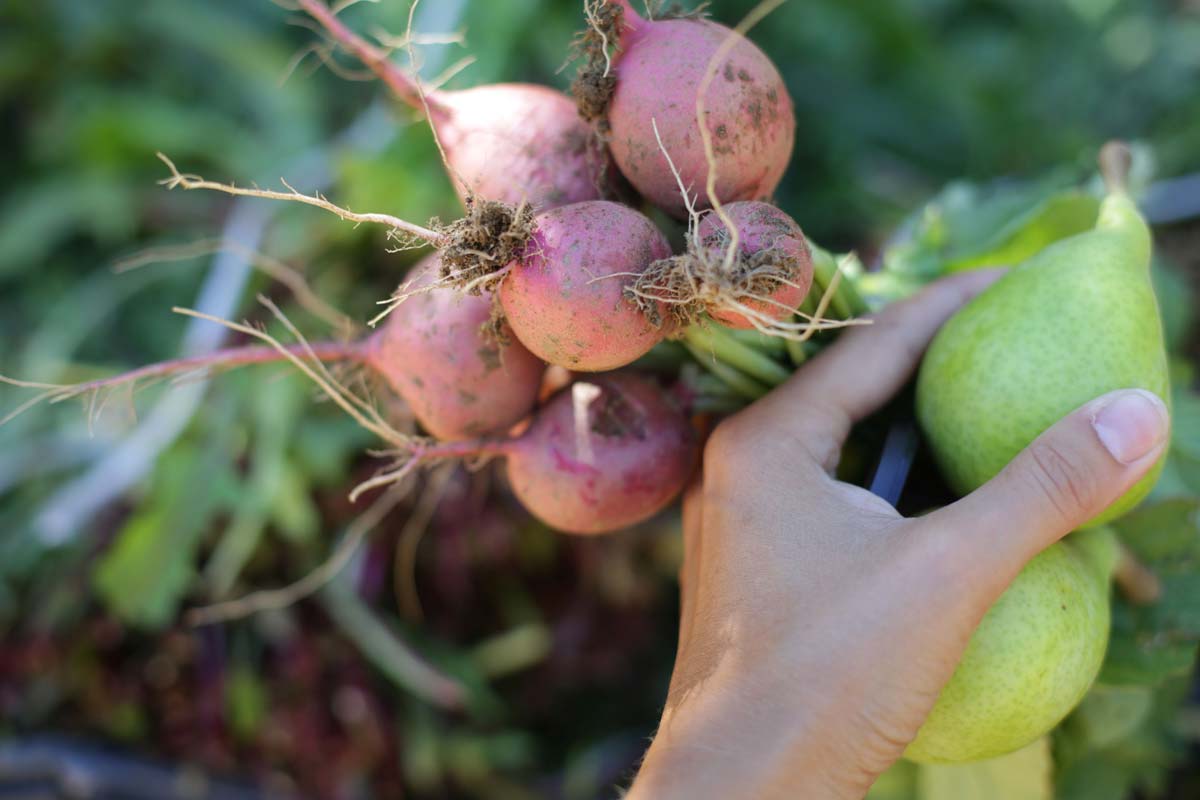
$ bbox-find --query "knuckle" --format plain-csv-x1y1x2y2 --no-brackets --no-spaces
1025,439,1095,524
702,419,739,467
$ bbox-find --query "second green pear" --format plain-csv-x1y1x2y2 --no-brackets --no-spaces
905,530,1115,763
916,178,1169,527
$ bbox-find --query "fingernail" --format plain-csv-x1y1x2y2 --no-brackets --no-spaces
1091,389,1170,464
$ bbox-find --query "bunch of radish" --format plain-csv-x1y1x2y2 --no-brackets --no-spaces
4,0,867,536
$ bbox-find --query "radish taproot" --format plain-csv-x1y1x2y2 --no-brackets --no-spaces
574,0,794,218
298,0,608,211
4,253,544,442
379,373,698,534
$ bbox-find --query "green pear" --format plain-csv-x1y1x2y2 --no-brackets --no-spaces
906,534,1113,763
916,148,1169,528
1067,525,1121,584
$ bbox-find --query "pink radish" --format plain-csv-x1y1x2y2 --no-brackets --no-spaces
432,84,608,211
496,200,672,371
8,254,544,442
575,0,794,218
631,201,813,330
389,373,697,534
299,0,608,211
369,255,545,439
700,202,812,328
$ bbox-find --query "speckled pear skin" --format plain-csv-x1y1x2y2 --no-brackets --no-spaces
916,190,1169,528
905,540,1110,763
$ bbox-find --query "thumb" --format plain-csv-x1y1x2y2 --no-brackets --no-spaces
927,388,1169,578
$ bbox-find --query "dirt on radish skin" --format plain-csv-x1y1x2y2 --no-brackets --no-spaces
577,0,795,218
368,254,545,440
496,201,672,372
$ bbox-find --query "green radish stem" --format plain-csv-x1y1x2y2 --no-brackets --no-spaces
681,339,769,401
693,395,750,414
689,371,744,399
797,288,820,319
687,370,750,414
811,246,870,320
681,324,790,387
725,326,789,358
785,336,808,366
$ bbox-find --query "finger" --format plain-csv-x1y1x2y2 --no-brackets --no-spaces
751,269,1003,469
678,476,704,651
925,388,1169,586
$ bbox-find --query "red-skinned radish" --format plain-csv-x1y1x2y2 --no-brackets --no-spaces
298,0,609,211
496,200,672,371
630,201,813,332
376,373,698,534
702,202,812,328
574,0,794,218
369,254,545,439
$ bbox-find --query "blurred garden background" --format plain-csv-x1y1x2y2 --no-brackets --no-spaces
1,0,1199,798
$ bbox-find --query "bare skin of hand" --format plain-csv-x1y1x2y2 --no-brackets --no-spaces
627,270,1170,800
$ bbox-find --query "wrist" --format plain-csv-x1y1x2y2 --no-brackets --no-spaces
628,661,847,800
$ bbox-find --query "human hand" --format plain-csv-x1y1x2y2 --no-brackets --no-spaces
628,270,1170,799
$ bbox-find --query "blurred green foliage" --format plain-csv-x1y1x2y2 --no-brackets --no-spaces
0,0,1197,798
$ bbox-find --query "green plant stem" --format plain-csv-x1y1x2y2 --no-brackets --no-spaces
810,246,871,320
681,324,790,387
681,340,769,400
798,290,819,318
689,371,744,399
692,395,748,414
725,326,788,358
785,335,808,366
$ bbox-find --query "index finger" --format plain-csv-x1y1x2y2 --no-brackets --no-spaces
750,269,1004,470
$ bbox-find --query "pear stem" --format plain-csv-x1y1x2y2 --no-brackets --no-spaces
1099,141,1133,196
1113,543,1161,605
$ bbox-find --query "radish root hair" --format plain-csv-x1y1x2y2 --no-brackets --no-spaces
0,339,361,432
158,153,535,325
371,203,537,330
158,152,446,249
394,461,456,622
0,249,362,429
173,297,409,446
170,299,463,504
